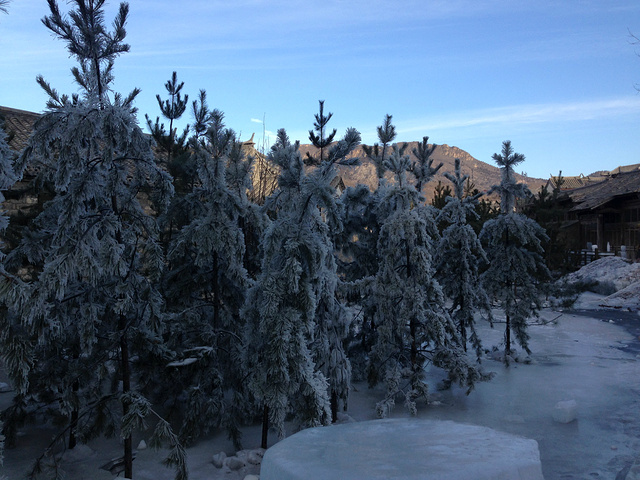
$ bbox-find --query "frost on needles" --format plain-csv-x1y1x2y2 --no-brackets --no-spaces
367,142,482,418
0,1,186,479
436,158,492,361
242,126,359,448
480,141,550,365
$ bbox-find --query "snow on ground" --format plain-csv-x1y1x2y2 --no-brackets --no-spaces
4,302,640,480
564,256,640,294
600,281,640,310
3,258,640,480
562,256,640,310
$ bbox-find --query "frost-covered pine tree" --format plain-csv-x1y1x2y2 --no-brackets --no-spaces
305,100,337,166
243,127,359,448
369,145,480,417
0,2,185,478
480,141,550,364
146,71,195,197
162,106,258,448
437,158,491,360
362,114,397,181
411,136,442,195
335,115,399,380
146,71,190,164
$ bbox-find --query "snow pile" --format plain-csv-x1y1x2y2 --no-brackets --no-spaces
600,282,640,310
212,448,265,474
560,257,640,310
261,418,544,480
564,257,640,294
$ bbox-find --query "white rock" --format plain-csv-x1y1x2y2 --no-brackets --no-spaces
137,439,147,450
225,455,246,471
212,451,227,468
247,449,265,465
336,412,356,423
516,354,534,364
553,400,577,423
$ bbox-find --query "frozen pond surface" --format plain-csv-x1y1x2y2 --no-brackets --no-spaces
408,308,640,480
2,293,640,479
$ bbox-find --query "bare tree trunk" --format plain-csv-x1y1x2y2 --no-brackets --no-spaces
69,379,79,449
261,404,269,450
330,391,338,424
69,349,79,450
505,313,511,360
119,314,133,479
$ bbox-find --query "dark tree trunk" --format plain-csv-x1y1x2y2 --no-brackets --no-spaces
406,242,418,369
331,391,338,424
505,313,511,361
504,227,511,363
119,314,133,479
212,252,220,329
69,379,79,450
69,349,80,450
261,404,269,450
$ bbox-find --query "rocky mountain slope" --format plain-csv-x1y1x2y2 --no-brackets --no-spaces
299,142,546,202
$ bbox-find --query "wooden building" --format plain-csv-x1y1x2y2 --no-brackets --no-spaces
559,167,640,256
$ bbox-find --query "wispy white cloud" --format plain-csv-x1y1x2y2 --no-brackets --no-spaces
250,118,263,124
398,97,640,135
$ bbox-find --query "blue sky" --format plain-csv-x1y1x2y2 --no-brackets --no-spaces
1,0,639,179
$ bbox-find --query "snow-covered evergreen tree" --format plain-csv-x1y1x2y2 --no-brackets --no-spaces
437,158,491,360
362,114,397,181
146,71,195,196
146,71,190,164
162,106,258,448
243,127,359,447
335,115,399,380
305,100,337,166
368,145,480,417
411,136,442,195
480,141,550,364
0,2,185,478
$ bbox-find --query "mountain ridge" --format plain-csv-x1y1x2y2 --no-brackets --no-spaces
298,141,547,202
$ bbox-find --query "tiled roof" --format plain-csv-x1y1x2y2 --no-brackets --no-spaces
567,169,640,211
0,106,40,152
609,164,640,174
548,173,612,191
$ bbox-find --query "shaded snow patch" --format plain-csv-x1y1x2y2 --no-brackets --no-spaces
564,257,640,294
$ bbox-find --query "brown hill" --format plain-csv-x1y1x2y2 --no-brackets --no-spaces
298,142,546,203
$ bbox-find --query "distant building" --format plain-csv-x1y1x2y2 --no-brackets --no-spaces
0,106,345,213
0,105,39,151
558,167,640,256
0,106,42,223
545,172,610,193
